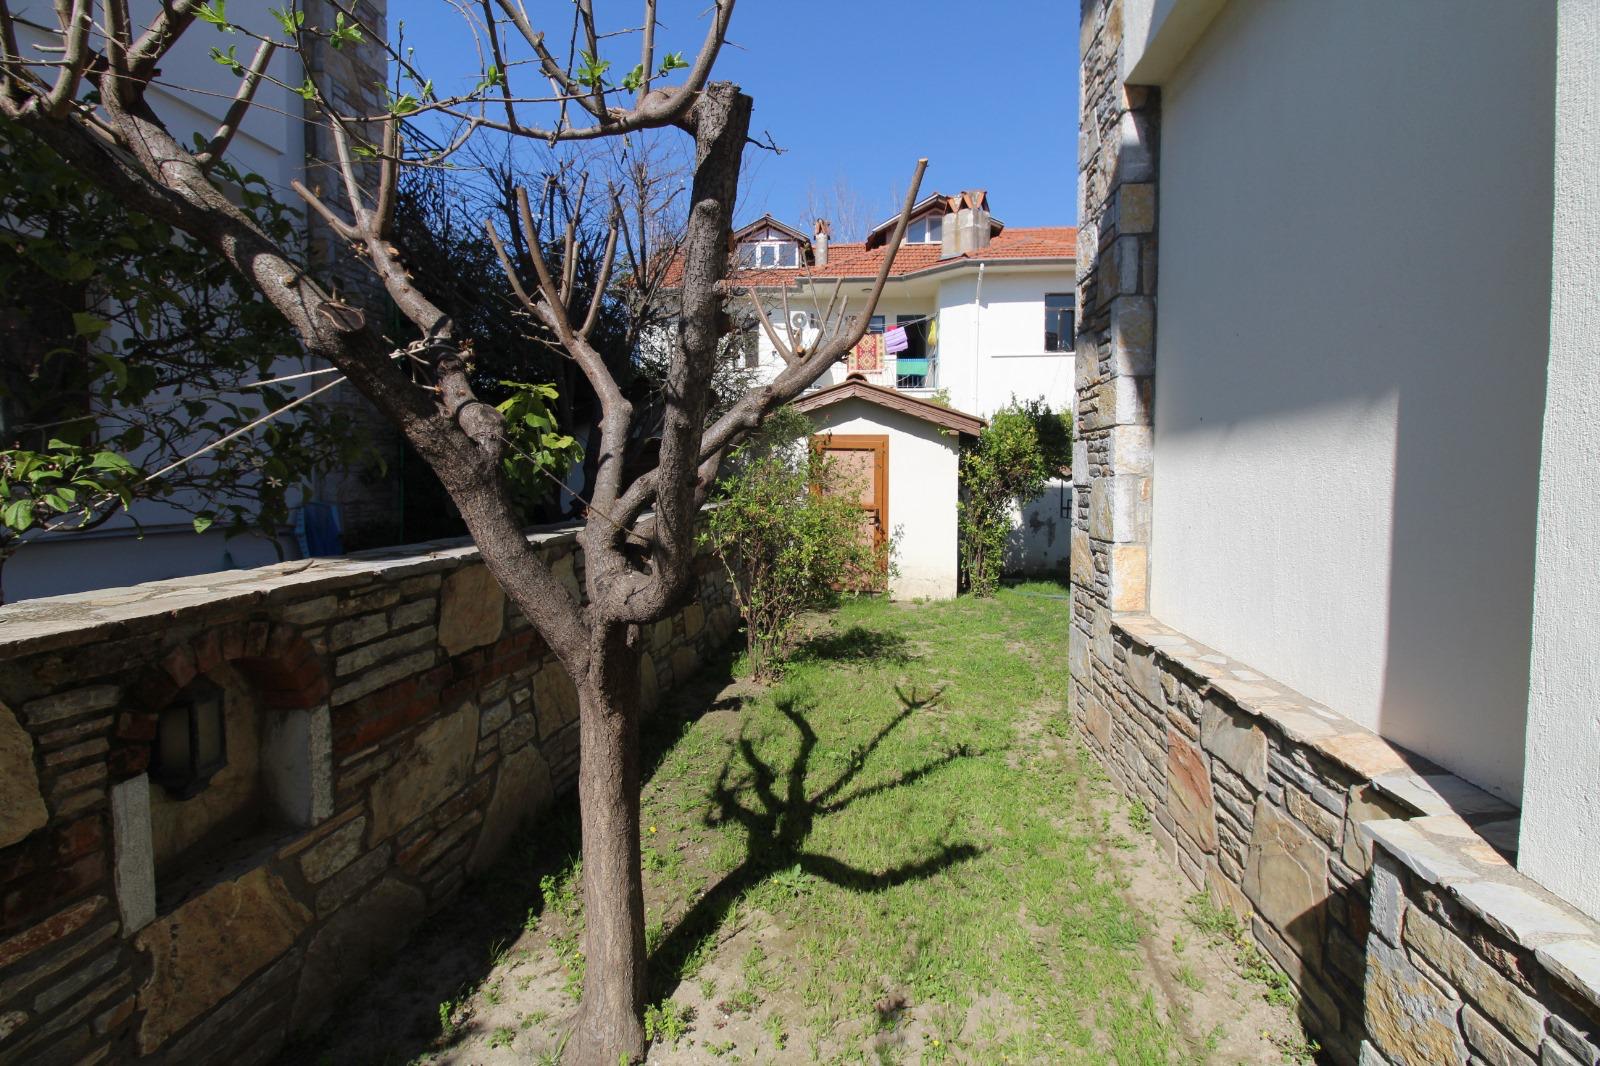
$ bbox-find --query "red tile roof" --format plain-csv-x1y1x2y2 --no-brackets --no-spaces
660,225,1077,288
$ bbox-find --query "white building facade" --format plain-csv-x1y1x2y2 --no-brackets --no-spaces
726,195,1078,575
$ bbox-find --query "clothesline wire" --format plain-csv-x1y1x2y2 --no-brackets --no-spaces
7,355,404,438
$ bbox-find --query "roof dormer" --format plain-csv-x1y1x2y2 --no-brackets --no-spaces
731,215,813,269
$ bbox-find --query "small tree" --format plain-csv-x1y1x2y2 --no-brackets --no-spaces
704,408,884,680
1,4,925,1054
960,399,1073,596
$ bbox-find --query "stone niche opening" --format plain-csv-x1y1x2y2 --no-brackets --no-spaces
111,625,334,930
149,663,326,912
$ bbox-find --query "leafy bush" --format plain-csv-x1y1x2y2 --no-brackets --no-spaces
703,408,885,680
959,399,1072,596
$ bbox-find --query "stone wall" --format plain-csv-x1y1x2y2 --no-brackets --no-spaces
0,523,737,1064
1070,4,1600,1066
1363,820,1600,1066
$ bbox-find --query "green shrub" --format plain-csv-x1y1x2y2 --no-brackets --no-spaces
959,399,1072,596
703,408,885,680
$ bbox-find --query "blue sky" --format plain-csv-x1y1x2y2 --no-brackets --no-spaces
391,0,1079,233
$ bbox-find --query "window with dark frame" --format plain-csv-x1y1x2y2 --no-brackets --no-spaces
1045,292,1075,353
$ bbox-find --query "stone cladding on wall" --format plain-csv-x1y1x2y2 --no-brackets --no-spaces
0,522,736,1064
1070,3,1600,1065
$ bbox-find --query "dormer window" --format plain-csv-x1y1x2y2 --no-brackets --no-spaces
738,239,799,268
905,214,943,244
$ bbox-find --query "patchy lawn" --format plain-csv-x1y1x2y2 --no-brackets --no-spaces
287,585,1315,1065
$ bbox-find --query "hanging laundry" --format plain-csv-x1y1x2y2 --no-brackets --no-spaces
884,325,909,354
926,317,939,351
849,332,884,374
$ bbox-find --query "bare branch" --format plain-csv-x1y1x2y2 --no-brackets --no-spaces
127,0,205,84
373,116,399,237
41,0,91,116
748,287,796,366
580,207,621,339
195,38,276,169
485,217,536,311
615,156,929,528
517,185,574,341
0,0,27,112
327,120,371,230
291,179,358,241
638,0,656,101
561,171,590,303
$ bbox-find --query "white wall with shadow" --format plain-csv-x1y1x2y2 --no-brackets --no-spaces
1146,0,1555,802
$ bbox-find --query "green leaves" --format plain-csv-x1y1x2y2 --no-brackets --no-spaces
959,399,1071,596
209,44,245,76
704,408,885,679
71,312,110,337
270,6,305,37
196,0,231,30
0,120,365,566
329,11,364,50
494,381,583,517
627,51,690,90
475,65,504,92
0,441,143,543
576,51,611,90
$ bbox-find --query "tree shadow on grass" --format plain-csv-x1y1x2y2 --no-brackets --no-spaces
647,683,983,1000
788,623,914,667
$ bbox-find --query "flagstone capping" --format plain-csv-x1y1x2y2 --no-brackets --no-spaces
1115,613,1439,801
0,521,588,657
1364,815,1600,1013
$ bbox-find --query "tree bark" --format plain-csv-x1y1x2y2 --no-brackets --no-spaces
568,620,648,1063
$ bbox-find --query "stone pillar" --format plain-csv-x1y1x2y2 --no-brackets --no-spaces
1069,0,1158,748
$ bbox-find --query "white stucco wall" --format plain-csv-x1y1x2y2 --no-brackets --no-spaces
934,272,1076,419
1146,0,1554,801
1519,2,1600,920
805,400,961,601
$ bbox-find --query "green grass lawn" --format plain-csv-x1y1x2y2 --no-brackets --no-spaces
295,584,1311,1065
634,583,1175,1062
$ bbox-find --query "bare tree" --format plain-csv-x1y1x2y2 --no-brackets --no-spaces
0,2,923,1059
804,173,879,242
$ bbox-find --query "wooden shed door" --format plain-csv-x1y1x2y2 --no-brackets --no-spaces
813,433,889,575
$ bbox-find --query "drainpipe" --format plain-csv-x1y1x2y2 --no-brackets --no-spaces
972,262,986,414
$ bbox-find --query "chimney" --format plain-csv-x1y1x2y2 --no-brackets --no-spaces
956,189,991,254
813,218,831,266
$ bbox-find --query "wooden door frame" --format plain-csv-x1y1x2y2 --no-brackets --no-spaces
811,432,889,561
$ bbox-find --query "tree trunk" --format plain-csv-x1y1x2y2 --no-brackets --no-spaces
567,621,648,1063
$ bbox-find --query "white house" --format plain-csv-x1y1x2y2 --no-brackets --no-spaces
722,192,1078,574
4,1,399,603
792,378,984,600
